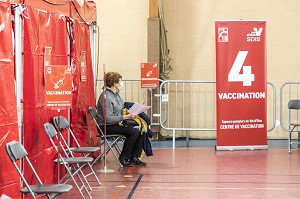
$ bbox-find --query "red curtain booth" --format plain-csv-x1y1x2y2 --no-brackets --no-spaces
0,1,97,198
23,2,98,185
0,2,20,198
69,19,99,148
23,5,70,185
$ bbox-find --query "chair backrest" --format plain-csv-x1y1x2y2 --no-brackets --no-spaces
44,122,58,139
88,107,106,137
44,123,62,153
44,122,75,158
6,141,44,198
6,141,27,163
53,116,70,130
53,116,81,147
88,107,97,119
288,100,300,110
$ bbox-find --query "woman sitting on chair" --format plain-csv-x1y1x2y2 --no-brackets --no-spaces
96,72,146,167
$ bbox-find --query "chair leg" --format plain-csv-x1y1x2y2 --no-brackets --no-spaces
298,131,300,149
110,137,123,154
79,153,101,186
104,137,123,167
91,137,124,167
288,132,291,153
74,164,93,193
91,152,103,167
108,145,123,167
75,170,92,194
60,163,88,198
60,162,92,198
85,162,102,186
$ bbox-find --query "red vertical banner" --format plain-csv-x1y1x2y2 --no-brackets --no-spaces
141,62,159,88
215,21,267,150
45,65,72,108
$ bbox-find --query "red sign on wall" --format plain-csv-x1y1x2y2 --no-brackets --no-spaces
45,65,72,108
141,62,158,88
215,21,267,150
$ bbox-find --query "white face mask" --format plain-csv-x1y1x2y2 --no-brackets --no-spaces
118,81,123,90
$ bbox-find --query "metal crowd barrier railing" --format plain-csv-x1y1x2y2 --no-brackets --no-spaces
95,79,163,127
158,80,276,148
96,79,276,148
280,82,300,132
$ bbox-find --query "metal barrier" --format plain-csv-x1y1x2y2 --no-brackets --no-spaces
280,82,300,132
96,79,276,148
159,80,216,131
95,79,163,127
159,80,276,148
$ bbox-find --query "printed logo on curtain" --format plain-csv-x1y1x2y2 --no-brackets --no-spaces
141,62,158,88
215,21,267,150
45,65,72,108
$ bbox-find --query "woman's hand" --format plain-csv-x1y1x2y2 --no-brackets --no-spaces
123,113,137,120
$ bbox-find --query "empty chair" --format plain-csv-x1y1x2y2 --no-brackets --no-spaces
52,116,101,185
52,116,100,156
88,106,125,167
288,100,300,153
43,123,94,198
5,140,72,199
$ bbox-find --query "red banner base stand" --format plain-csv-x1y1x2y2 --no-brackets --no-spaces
216,145,268,151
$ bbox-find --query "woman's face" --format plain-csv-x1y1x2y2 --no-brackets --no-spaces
114,78,123,90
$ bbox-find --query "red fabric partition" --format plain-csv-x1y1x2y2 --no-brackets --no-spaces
0,2,20,198
70,20,98,148
0,1,97,196
22,4,98,186
24,0,97,22
23,6,69,184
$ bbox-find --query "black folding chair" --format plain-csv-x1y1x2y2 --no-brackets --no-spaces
5,140,72,199
288,100,300,153
43,123,94,198
52,116,101,186
87,107,125,167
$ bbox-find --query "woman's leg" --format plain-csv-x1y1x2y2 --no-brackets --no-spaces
130,133,147,166
131,133,144,158
103,125,139,160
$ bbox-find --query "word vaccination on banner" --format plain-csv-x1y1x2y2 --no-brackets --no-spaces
220,119,264,130
45,65,72,109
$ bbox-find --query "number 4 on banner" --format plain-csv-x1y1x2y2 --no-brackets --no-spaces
228,51,254,86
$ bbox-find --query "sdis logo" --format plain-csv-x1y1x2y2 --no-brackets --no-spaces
246,28,263,42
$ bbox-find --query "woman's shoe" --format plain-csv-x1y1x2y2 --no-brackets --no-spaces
130,157,147,166
119,157,133,167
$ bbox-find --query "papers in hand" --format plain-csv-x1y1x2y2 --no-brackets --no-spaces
128,103,151,115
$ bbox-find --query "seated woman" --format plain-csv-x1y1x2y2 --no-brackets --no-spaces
96,72,146,167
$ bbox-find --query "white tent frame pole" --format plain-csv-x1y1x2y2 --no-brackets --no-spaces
14,4,25,190
14,5,24,144
90,23,97,96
